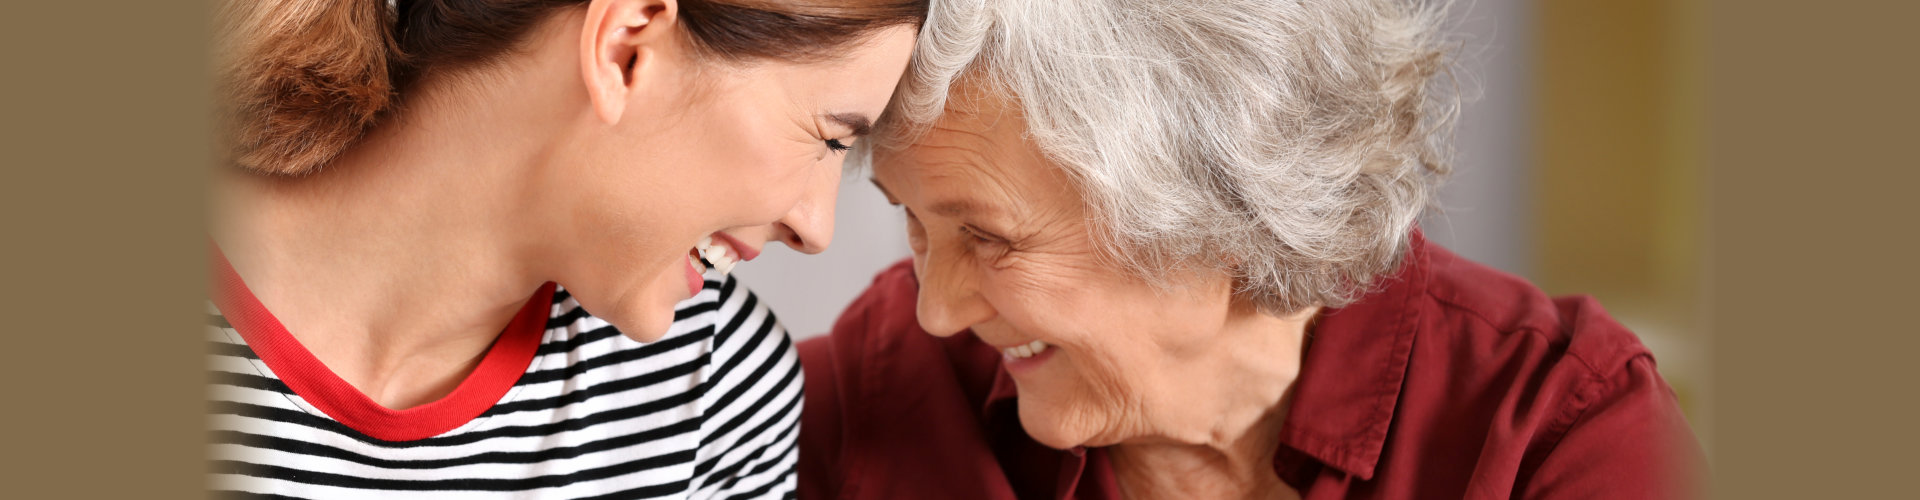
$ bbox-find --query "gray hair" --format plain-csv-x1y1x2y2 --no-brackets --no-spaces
861,0,1458,314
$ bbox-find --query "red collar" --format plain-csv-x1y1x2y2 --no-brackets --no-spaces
1272,233,1429,480
209,243,554,441
975,232,1433,481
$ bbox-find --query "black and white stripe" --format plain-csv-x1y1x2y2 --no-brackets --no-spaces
207,275,802,499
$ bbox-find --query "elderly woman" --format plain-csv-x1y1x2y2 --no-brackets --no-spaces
797,1,1703,499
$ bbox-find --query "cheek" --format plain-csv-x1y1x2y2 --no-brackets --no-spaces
987,259,1119,347
686,125,783,209
630,80,790,213
1007,312,1141,447
991,267,1192,443
687,115,818,223
990,273,1140,402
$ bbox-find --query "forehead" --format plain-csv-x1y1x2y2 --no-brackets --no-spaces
755,27,919,112
873,89,1061,201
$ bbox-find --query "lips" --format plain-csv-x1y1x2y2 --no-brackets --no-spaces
682,251,705,297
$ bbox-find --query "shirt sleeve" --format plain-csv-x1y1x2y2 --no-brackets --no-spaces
688,275,802,500
1519,355,1708,499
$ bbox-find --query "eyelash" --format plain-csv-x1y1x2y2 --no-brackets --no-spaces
958,225,1000,245
825,138,852,153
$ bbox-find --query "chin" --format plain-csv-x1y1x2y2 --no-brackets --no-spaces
576,280,679,344
1016,396,1106,450
613,307,675,343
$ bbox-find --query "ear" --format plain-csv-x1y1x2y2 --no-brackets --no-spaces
579,0,679,125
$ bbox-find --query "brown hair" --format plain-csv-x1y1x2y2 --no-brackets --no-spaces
216,0,927,176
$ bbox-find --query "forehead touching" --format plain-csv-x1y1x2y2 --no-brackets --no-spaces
876,90,1052,203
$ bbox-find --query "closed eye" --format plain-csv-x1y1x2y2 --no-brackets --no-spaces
822,113,872,155
959,225,1003,245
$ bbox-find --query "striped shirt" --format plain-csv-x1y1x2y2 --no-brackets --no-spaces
206,268,802,499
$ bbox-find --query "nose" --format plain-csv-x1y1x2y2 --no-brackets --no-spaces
913,246,995,337
770,166,839,254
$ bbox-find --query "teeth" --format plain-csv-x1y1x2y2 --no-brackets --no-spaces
711,246,737,275
694,236,740,276
1002,340,1050,360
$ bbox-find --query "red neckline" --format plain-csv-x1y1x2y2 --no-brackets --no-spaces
209,244,554,441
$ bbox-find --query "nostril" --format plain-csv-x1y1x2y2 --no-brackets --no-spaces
775,222,828,255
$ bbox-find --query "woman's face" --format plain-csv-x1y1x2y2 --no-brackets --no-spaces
549,8,917,342
870,89,1261,449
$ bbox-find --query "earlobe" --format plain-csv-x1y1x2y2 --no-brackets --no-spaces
578,0,677,125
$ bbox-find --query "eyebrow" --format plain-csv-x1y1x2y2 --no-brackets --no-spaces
932,199,998,218
824,113,874,137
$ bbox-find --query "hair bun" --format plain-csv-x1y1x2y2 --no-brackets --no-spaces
217,0,399,175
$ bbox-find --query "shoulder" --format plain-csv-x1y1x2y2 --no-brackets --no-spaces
1359,242,1704,496
1393,244,1700,493
680,275,804,497
1415,244,1652,379
683,273,800,410
615,274,801,495
697,272,794,363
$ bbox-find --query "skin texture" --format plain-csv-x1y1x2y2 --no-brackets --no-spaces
869,84,1312,499
212,0,916,410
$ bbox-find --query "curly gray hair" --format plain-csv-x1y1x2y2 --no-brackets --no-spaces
860,0,1458,314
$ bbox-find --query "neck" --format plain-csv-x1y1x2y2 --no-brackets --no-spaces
1109,306,1315,500
212,71,575,410
1110,404,1296,500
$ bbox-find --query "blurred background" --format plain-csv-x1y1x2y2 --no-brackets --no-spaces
735,0,1711,459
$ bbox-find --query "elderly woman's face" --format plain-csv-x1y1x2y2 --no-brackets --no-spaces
871,91,1255,449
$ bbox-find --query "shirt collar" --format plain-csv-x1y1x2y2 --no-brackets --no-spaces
974,232,1433,481
1276,231,1431,479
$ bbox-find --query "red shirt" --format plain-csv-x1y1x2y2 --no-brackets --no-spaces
797,234,1705,499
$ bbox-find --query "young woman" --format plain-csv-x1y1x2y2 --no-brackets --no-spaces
207,0,922,497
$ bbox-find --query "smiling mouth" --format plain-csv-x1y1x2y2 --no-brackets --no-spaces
691,235,741,275
1002,339,1051,359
